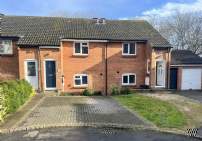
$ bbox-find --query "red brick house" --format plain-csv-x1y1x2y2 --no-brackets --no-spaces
0,15,172,94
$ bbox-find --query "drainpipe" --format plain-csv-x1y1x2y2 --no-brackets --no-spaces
167,48,171,89
37,47,42,92
105,42,108,96
60,41,64,92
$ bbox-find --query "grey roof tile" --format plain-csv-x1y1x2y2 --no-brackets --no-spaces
171,50,202,65
0,15,171,47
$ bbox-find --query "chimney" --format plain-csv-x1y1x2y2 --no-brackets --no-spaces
93,18,106,24
100,18,106,24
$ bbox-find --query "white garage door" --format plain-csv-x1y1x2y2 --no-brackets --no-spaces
181,68,202,90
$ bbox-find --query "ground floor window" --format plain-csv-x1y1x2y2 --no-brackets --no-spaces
122,73,136,85
74,74,88,87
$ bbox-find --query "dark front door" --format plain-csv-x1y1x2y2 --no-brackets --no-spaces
45,60,56,89
170,68,178,89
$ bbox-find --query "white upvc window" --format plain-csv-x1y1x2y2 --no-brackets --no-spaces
74,42,89,55
122,73,136,86
74,74,88,87
0,40,13,55
122,42,136,55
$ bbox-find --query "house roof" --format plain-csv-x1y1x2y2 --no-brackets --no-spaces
0,15,171,47
171,50,202,65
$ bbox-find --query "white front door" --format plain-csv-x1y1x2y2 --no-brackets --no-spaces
25,60,38,89
156,60,166,87
181,68,202,90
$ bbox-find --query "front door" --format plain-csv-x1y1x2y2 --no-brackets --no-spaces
170,68,178,89
156,61,165,87
45,60,56,90
25,60,38,89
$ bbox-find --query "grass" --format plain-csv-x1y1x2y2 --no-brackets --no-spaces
114,94,187,129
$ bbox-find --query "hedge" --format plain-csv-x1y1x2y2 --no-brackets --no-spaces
0,80,35,122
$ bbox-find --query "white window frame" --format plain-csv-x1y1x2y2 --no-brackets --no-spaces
74,74,88,87
73,42,89,56
0,40,13,55
147,59,150,74
122,42,136,56
122,73,136,86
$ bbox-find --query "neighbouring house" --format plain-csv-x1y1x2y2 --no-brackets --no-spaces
0,14,172,95
170,50,202,90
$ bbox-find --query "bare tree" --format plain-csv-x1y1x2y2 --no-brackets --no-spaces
148,12,202,54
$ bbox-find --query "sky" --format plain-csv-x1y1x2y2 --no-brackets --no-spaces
0,0,201,19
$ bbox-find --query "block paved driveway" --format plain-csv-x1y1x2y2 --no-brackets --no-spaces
15,96,151,130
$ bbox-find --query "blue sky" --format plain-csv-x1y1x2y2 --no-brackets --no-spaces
0,0,201,19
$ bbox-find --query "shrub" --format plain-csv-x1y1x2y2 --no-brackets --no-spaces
120,87,132,95
110,85,120,95
93,91,102,96
0,80,35,122
83,89,93,96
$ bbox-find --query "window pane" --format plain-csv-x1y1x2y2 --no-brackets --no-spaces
75,79,81,85
75,76,80,79
75,43,81,53
27,62,36,76
1,40,12,54
123,44,129,54
82,76,88,84
129,75,135,83
0,44,4,53
129,43,135,54
82,43,87,46
82,46,88,54
123,75,128,83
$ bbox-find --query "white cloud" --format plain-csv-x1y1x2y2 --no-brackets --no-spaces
142,0,202,18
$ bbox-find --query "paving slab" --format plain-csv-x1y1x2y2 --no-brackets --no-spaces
13,96,151,130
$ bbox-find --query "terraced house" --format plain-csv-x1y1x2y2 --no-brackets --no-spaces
0,14,172,95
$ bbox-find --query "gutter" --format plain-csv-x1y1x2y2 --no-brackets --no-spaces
170,64,202,67
105,42,108,96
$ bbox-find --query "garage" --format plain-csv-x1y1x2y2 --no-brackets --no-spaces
170,50,202,90
181,68,202,90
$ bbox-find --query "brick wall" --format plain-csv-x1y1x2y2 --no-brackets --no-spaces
18,47,61,91
107,42,147,93
16,41,170,94
62,41,152,94
150,48,170,89
0,41,19,80
62,41,106,94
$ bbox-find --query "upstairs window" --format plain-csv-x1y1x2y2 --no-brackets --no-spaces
74,42,89,55
74,74,88,87
122,43,136,55
0,40,13,55
122,73,136,85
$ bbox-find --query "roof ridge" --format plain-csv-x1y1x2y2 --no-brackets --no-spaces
4,15,148,22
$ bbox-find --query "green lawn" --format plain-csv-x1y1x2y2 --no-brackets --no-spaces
114,94,187,129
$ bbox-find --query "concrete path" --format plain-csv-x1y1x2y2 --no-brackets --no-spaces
0,127,200,141
12,96,151,131
173,91,202,103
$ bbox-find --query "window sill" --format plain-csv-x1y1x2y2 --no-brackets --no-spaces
73,85,88,89
72,54,88,57
122,54,137,58
0,54,14,57
122,84,136,86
